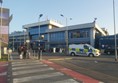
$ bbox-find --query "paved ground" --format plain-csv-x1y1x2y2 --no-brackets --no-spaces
0,62,8,83
10,59,80,83
7,52,81,83
0,52,104,83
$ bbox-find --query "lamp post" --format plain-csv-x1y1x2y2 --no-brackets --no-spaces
60,14,70,55
13,34,14,51
23,30,25,43
38,14,43,60
113,0,117,61
0,0,3,59
26,27,30,59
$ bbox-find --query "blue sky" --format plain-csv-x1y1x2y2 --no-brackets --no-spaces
3,0,118,35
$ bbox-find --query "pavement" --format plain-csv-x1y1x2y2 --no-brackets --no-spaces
0,52,104,83
0,61,8,83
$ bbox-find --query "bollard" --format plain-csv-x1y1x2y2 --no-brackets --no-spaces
8,49,12,61
39,50,42,60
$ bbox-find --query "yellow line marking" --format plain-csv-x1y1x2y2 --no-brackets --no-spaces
48,58,72,61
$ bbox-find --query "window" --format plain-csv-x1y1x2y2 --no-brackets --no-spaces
84,45,89,49
71,31,80,38
72,48,75,51
50,32,65,42
70,29,89,38
29,27,39,35
32,35,38,40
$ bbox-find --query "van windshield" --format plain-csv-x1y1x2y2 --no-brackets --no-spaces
86,44,95,50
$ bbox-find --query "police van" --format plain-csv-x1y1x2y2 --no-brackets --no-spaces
69,44,100,57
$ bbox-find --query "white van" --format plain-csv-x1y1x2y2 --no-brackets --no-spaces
69,44,100,57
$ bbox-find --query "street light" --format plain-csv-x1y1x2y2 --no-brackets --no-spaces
23,30,25,43
13,33,14,51
60,14,72,55
38,14,43,60
113,0,117,61
0,0,3,59
38,14,43,40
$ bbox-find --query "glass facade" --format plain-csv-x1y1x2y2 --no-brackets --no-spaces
29,27,39,35
31,35,38,40
10,20,108,53
29,25,48,41
68,28,90,44
50,32,65,43
46,28,91,50
69,29,90,38
27,26,91,50
49,29,90,44
9,31,27,50
21,21,107,52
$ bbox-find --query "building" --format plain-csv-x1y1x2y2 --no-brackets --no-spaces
0,7,10,46
9,31,27,51
0,7,11,56
22,20,107,52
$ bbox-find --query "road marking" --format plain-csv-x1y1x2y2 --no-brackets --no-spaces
99,82,104,83
10,55,13,60
13,72,64,83
12,64,48,70
12,60,40,64
13,68,54,75
12,62,42,67
0,72,7,76
42,60,104,83
49,58,72,61
0,63,8,66
12,60,41,63
53,79,79,83
11,59,79,83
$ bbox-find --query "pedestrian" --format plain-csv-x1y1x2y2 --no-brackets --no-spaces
18,46,21,56
32,42,37,56
38,44,41,59
19,45,24,59
22,44,27,59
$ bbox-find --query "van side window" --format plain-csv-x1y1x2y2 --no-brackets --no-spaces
84,45,89,49
72,48,75,51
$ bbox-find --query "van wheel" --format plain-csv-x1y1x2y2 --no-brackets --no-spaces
89,53,94,57
71,52,75,56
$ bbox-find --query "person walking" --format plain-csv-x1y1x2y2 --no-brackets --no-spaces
38,44,41,59
32,42,37,56
18,46,21,56
22,44,27,59
19,45,24,59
